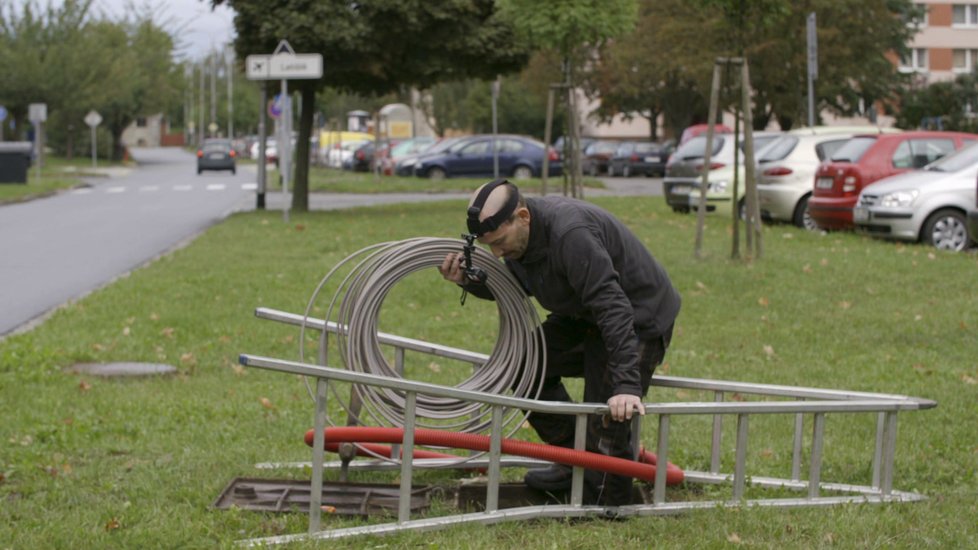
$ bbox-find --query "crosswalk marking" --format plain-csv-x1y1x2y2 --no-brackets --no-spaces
68,182,258,195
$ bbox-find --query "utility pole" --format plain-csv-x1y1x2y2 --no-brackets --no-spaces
198,60,205,144
210,51,218,135
226,45,234,139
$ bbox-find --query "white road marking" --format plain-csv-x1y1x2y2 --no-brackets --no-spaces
206,184,226,191
106,186,126,193
241,183,258,190
139,186,160,192
72,188,94,194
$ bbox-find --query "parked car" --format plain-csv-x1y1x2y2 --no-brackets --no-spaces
249,138,278,164
607,141,668,177
663,132,782,215
196,139,236,175
395,137,463,176
757,126,901,230
413,134,560,180
852,142,978,251
553,136,596,160
581,140,619,176
325,139,371,169
809,130,978,230
679,123,733,145
382,137,437,175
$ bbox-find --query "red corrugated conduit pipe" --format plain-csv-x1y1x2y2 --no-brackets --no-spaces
305,426,684,486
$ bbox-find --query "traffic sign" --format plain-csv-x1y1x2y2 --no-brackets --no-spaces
268,95,285,119
84,110,102,128
0,106,7,122
245,40,322,80
29,103,47,123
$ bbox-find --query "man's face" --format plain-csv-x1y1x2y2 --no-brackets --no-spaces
478,209,530,260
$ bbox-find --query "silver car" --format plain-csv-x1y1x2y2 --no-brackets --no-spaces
663,131,781,215
757,126,899,230
854,142,978,251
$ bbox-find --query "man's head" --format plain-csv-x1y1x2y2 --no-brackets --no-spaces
466,179,530,260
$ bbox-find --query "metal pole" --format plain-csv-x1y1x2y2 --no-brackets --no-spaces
807,12,818,128
491,78,500,179
227,49,234,139
210,53,217,134
257,87,267,210
91,126,97,171
281,79,290,223
199,62,205,145
34,122,41,181
541,87,555,196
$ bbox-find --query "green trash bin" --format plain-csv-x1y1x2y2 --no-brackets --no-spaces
0,142,33,184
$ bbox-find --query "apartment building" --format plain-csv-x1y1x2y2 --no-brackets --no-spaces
902,1,978,81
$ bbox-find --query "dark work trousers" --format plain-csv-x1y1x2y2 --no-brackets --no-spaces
526,314,672,507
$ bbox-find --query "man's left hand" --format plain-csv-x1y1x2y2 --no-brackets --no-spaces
607,394,644,422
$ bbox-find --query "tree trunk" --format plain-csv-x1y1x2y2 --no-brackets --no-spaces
291,82,315,213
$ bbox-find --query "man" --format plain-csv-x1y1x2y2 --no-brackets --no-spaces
439,179,681,507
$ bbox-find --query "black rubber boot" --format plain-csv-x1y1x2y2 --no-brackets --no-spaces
524,464,574,492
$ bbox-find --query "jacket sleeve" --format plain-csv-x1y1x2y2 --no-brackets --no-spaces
557,226,643,396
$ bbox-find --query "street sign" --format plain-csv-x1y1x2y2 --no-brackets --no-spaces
29,103,47,123
246,55,271,80
84,110,102,128
0,106,7,122
267,96,283,120
245,40,322,80
807,13,818,80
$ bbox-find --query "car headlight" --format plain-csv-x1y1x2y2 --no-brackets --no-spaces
709,180,728,193
879,190,918,208
400,159,416,168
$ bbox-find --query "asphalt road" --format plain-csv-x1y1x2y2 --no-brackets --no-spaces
0,147,254,336
0,149,662,337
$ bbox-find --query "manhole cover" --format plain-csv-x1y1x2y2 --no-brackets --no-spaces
68,362,177,377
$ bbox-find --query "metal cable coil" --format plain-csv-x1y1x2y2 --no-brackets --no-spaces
300,237,544,439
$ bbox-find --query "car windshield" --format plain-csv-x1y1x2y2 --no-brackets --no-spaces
634,143,659,154
424,137,464,155
675,135,724,160
830,137,876,162
202,140,231,152
758,136,799,162
924,141,978,172
586,141,619,155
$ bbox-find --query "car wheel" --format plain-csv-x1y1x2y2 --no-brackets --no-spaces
794,195,818,231
512,165,533,180
922,208,969,251
672,206,690,214
427,166,446,180
622,165,631,178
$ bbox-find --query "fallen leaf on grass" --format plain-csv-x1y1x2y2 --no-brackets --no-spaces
763,345,775,358
695,281,708,291
179,352,196,366
230,364,246,376
219,335,232,344
122,326,131,336
760,448,774,459
294,224,305,232
802,264,812,273
838,301,851,310
927,252,936,260
428,362,441,373
727,532,742,544
914,314,923,322
105,518,121,532
260,397,276,410
820,258,829,266
823,532,836,544
731,393,745,402
161,327,175,338
150,312,160,321
79,380,92,392
91,343,105,352
321,505,337,513
758,297,769,307
961,374,977,385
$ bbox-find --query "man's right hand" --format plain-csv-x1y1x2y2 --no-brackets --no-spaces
439,252,466,284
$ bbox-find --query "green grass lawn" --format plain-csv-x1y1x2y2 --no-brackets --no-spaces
1,197,976,548
0,155,127,204
265,164,606,195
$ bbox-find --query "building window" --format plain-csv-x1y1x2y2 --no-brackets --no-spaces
900,48,928,72
136,117,147,127
953,4,978,26
912,3,928,27
953,49,978,72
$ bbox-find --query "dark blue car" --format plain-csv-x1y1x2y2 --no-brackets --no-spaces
413,134,561,180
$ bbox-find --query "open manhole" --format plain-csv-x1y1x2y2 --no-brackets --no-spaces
68,362,177,377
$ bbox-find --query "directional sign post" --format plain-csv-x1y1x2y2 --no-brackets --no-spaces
84,110,102,170
0,105,7,141
245,40,322,218
29,103,47,181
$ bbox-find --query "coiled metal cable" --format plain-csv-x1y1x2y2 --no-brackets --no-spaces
299,237,544,440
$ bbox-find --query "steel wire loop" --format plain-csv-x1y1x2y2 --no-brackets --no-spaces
299,237,544,442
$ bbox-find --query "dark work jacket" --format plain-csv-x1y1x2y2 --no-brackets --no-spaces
466,196,681,396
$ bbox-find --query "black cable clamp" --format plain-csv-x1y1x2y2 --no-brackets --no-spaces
459,233,487,306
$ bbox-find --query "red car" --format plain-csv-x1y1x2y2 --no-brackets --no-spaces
809,131,978,230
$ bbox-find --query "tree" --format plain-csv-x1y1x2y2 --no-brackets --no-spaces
214,0,532,212
497,0,638,197
894,72,978,133
586,0,922,135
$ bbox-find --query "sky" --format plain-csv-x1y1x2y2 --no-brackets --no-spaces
12,0,238,60
92,0,237,59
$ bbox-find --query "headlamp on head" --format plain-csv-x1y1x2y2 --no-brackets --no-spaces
466,178,520,237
